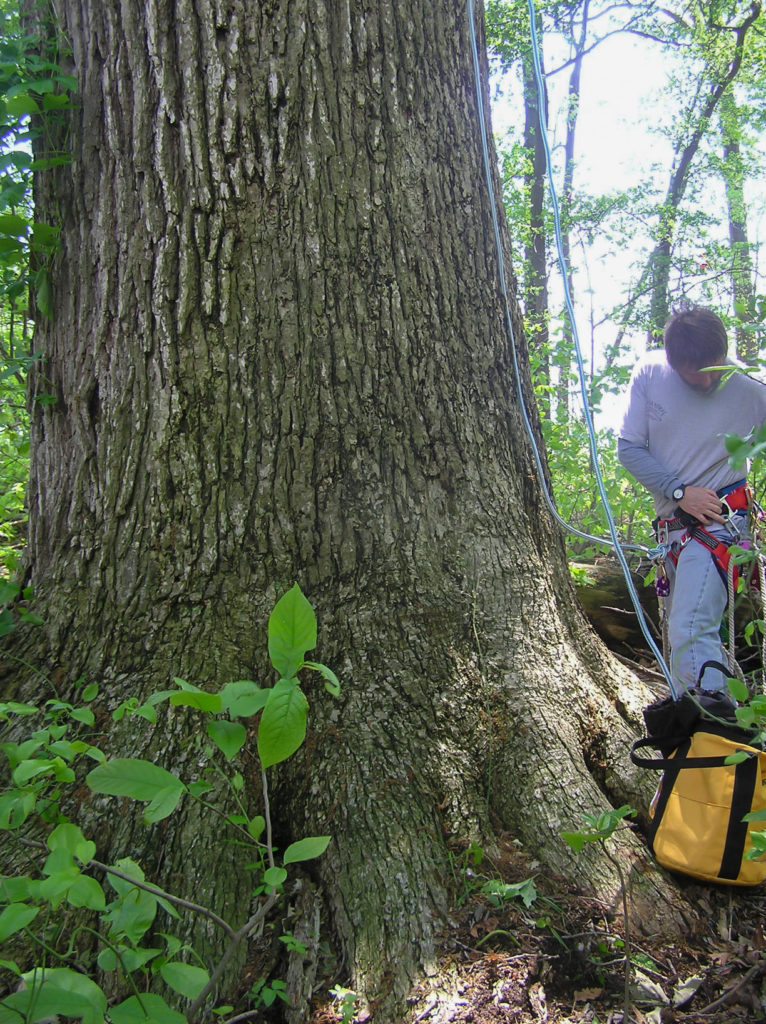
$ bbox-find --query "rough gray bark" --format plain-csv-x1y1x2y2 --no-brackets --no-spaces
10,0,691,1017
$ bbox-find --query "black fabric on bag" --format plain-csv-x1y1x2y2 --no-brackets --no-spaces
638,680,738,759
720,755,759,880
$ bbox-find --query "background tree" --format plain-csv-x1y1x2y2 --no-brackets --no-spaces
642,0,761,343
6,0,691,1015
720,89,758,359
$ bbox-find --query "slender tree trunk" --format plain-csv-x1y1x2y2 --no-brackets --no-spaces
720,89,759,361
646,1,760,345
521,24,550,418
9,0,692,1016
556,0,590,421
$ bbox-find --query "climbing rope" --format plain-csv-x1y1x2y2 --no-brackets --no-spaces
759,553,766,693
727,559,745,682
465,0,679,697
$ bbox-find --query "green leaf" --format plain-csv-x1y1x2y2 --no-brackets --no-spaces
744,808,766,822
219,680,270,717
159,960,210,999
81,682,99,701
14,967,106,1024
727,677,750,704
268,583,317,678
247,815,266,840
0,789,36,829
30,220,59,247
69,707,95,725
189,779,213,798
263,865,288,889
257,678,308,768
12,757,56,785
5,94,40,116
561,831,588,853
86,758,185,803
0,212,27,236
99,945,160,973
143,785,184,824
67,873,106,910
303,660,340,696
169,690,222,712
206,719,246,760
0,903,39,943
109,993,188,1024
724,750,751,765
102,859,158,945
41,92,71,110
0,579,19,604
0,700,37,717
47,821,96,864
283,835,331,864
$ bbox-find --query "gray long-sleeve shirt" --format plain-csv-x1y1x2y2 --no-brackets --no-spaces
617,351,766,518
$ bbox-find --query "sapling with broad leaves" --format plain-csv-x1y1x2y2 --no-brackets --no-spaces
0,583,337,1023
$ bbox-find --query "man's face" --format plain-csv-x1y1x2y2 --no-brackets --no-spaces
676,364,724,394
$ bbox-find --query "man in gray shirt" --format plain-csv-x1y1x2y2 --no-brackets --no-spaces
618,307,766,695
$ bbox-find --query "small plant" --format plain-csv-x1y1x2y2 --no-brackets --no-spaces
479,876,538,909
250,976,289,1009
0,583,339,1022
448,839,486,905
563,805,636,1024
329,984,358,1024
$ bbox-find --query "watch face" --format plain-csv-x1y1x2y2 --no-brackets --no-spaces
673,487,684,500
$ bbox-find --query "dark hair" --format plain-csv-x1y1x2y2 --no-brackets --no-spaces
663,307,728,371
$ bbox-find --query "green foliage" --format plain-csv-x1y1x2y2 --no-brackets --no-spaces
479,876,538,909
329,985,358,1024
0,4,75,314
561,805,636,855
563,803,637,1024
0,350,30,599
0,585,339,1022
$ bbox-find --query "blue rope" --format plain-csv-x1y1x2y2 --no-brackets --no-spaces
466,0,677,696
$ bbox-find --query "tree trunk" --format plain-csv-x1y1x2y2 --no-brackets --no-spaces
719,89,759,362
556,0,590,422
9,0,691,1016
645,1,760,345
521,26,550,418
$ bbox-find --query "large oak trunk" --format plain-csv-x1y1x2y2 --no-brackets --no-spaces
8,0,689,1015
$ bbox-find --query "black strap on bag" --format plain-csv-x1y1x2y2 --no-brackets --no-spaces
630,661,751,770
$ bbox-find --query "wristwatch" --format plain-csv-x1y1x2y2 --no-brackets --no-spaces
672,484,686,502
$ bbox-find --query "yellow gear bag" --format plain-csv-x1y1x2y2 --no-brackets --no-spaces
631,683,766,886
646,726,766,885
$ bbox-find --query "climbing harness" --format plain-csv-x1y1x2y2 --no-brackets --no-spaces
650,483,766,686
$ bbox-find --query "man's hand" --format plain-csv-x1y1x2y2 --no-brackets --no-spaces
678,485,725,525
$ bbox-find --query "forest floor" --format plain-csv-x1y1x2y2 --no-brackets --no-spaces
302,610,766,1024
306,831,766,1024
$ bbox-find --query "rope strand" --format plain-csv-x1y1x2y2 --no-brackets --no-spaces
465,0,678,696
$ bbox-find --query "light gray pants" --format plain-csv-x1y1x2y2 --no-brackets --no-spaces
664,519,744,693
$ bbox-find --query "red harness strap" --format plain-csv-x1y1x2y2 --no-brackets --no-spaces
664,531,737,585
661,483,753,596
686,526,739,593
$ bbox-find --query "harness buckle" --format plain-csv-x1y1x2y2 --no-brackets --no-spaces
720,496,743,540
